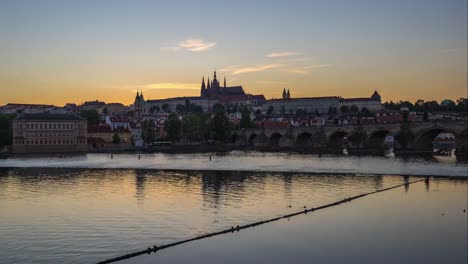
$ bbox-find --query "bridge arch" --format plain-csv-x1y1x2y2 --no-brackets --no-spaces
296,132,313,146
270,133,283,147
414,127,453,149
328,131,348,148
347,131,366,148
248,133,257,146
366,129,391,149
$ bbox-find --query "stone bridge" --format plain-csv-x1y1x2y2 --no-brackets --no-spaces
231,121,467,150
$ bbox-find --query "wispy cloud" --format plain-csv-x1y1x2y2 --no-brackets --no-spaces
222,64,284,75
144,83,200,90
256,81,285,84
281,69,309,75
266,51,302,58
161,38,216,52
304,64,332,69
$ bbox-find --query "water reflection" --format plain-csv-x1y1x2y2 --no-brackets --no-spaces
0,168,466,264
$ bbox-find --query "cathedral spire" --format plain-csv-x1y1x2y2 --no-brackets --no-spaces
207,77,211,89
201,76,206,89
213,68,217,81
224,76,226,88
282,88,286,99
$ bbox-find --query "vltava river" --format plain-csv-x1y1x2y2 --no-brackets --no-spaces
0,152,466,264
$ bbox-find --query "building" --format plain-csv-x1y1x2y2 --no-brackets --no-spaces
103,103,128,115
11,113,87,153
200,69,247,98
263,96,341,114
87,124,132,147
263,89,382,115
338,91,382,112
0,103,56,114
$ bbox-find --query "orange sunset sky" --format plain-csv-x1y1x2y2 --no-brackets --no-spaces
1,0,466,106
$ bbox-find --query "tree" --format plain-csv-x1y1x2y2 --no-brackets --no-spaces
0,114,15,147
164,113,182,142
350,105,359,114
456,98,467,112
240,106,254,129
80,109,100,125
213,103,225,113
175,104,185,113
162,103,170,113
423,111,429,121
102,107,108,115
150,105,160,114
361,107,370,115
267,105,275,115
190,104,203,113
112,133,121,144
296,109,306,116
182,114,203,143
340,105,349,114
142,119,156,144
280,105,286,115
210,111,232,142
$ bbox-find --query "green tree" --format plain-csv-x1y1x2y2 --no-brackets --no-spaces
182,114,203,143
350,105,359,113
240,106,254,129
162,103,170,113
456,98,467,111
102,107,108,115
142,119,156,144
340,105,349,113
150,105,160,114
80,109,100,125
213,103,225,113
0,114,15,147
190,104,203,113
361,107,370,115
164,113,182,142
267,105,275,115
423,111,429,121
210,111,232,142
280,105,286,115
175,104,185,113
112,133,121,144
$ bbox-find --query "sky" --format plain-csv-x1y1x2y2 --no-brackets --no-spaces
0,0,466,106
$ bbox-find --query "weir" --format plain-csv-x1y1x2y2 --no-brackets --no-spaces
96,178,425,264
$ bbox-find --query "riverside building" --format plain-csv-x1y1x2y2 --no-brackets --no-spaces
11,113,88,153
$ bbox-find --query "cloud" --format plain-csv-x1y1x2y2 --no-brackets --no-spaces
222,64,284,75
256,81,285,84
281,69,309,75
304,64,332,69
266,51,302,58
161,38,216,52
144,83,200,90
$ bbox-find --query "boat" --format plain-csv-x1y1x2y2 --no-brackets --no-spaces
384,135,395,158
433,133,456,163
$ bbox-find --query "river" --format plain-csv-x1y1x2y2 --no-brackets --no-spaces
0,152,466,264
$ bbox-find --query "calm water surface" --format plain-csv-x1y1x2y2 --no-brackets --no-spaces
0,152,466,264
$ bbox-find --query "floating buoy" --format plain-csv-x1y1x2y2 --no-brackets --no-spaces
111,154,113,159
288,205,292,208
209,155,212,161
138,155,141,160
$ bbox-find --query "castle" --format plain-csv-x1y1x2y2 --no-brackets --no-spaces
200,69,246,98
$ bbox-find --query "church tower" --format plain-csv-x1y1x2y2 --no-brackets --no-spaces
287,89,291,99
200,76,206,97
282,88,287,99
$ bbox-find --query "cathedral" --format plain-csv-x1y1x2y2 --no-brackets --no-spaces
200,69,246,98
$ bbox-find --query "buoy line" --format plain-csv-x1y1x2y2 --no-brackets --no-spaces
96,178,425,264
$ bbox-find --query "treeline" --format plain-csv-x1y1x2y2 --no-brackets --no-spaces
0,114,16,148
383,98,467,112
143,104,255,144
